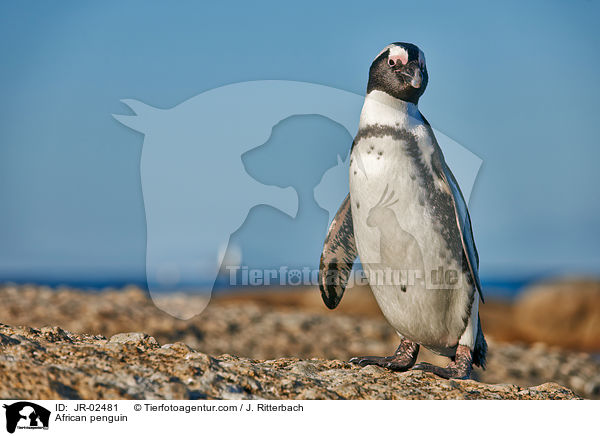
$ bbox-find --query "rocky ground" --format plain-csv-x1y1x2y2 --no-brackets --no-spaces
0,324,580,400
0,280,598,399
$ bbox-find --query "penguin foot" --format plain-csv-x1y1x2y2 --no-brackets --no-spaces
412,345,473,380
350,338,419,372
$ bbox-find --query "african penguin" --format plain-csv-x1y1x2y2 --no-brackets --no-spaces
318,42,487,379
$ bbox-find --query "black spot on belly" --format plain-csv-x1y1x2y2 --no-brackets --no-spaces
401,284,407,292
356,202,360,209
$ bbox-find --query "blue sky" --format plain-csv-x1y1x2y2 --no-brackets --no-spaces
1,0,599,285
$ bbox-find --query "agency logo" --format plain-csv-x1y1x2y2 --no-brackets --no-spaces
2,402,50,434
114,80,482,319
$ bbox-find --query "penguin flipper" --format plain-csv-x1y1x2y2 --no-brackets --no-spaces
318,193,357,309
442,166,485,303
420,114,483,303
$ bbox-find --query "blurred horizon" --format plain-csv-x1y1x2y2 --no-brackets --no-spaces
1,1,599,294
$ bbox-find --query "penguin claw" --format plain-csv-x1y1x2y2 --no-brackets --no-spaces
350,339,420,372
349,355,390,366
412,362,471,380
412,345,474,379
349,355,413,372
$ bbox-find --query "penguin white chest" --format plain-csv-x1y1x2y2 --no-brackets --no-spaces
349,134,442,276
348,133,472,353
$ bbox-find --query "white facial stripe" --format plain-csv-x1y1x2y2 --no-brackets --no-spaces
374,44,394,61
388,45,409,65
373,44,427,69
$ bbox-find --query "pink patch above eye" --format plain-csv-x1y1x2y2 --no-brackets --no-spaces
388,52,408,66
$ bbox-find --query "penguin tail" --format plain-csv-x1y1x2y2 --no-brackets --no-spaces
472,315,487,369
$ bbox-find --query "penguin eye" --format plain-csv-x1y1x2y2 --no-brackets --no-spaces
388,58,396,67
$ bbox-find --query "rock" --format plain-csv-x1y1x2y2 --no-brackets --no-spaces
0,323,580,400
0,333,20,346
108,332,159,349
480,340,600,399
514,279,600,350
160,342,195,354
0,284,598,398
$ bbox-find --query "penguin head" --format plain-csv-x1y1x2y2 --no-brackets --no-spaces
367,42,428,104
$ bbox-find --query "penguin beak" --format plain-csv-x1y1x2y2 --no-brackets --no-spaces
397,63,423,89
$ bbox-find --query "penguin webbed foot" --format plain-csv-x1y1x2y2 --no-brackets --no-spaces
350,339,419,372
412,345,473,380
349,355,414,371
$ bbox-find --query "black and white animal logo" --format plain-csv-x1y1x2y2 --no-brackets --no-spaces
3,402,50,433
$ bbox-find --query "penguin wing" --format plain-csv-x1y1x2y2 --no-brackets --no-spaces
442,165,484,302
318,193,358,309
422,116,484,303
437,152,484,302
